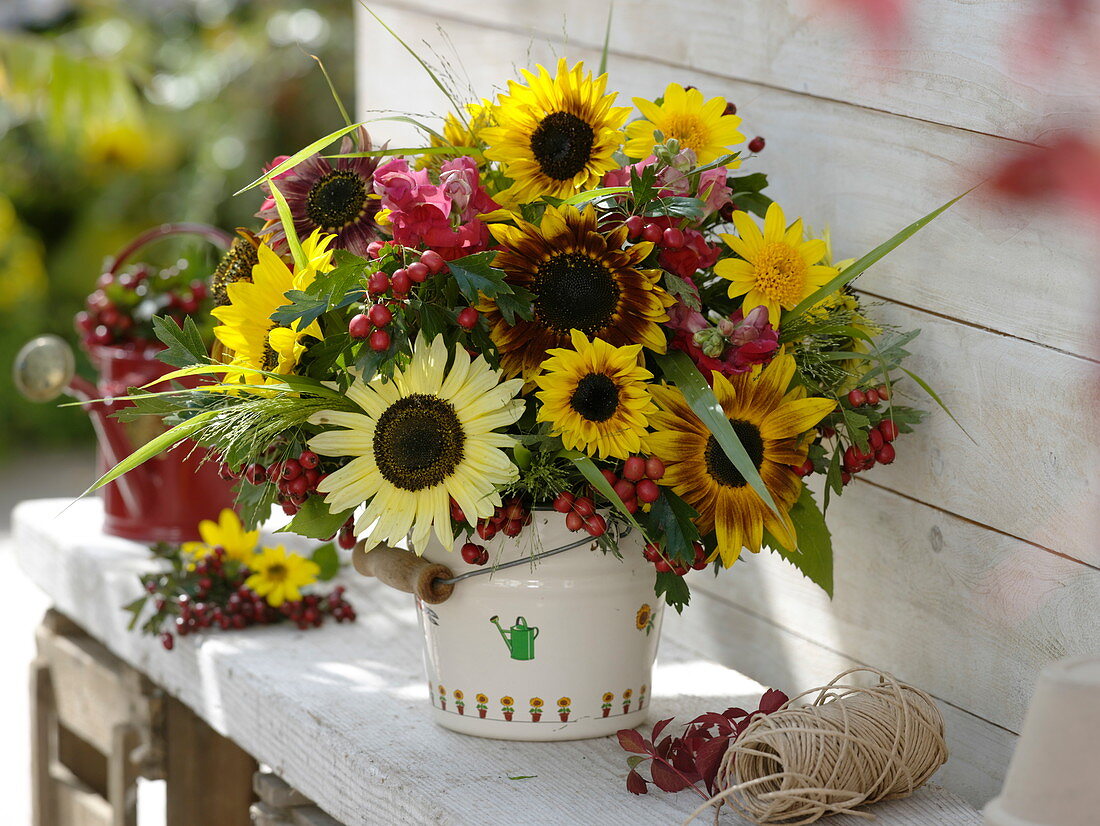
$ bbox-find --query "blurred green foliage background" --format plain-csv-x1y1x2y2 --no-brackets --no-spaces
0,0,355,457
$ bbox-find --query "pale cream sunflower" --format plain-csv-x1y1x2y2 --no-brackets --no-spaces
307,335,524,553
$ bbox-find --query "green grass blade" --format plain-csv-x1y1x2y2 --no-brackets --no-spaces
80,409,220,496
358,3,469,129
656,351,781,518
309,52,352,128
783,188,973,322
559,186,632,206
599,4,614,75
900,366,975,443
268,179,307,271
325,145,477,159
233,122,365,195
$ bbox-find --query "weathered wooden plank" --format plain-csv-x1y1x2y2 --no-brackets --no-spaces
693,479,1100,736
354,4,1100,361
663,593,1017,809
371,0,1100,143
13,498,982,825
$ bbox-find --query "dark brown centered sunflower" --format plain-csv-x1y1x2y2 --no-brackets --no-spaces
479,204,674,381
211,231,260,308
372,394,467,491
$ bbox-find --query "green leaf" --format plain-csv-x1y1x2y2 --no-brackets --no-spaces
279,495,354,541
81,408,220,496
559,186,632,206
599,4,614,75
326,145,478,159
152,315,208,368
661,271,701,311
783,189,972,322
559,450,645,536
655,570,691,612
493,284,535,325
643,196,706,221
648,491,700,561
766,486,833,597
448,252,513,302
234,121,366,194
309,53,352,127
728,172,769,193
655,351,781,518
268,179,307,272
900,366,974,443
310,543,340,581
271,291,330,327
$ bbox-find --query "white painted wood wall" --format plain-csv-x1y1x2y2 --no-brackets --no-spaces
353,1,1100,808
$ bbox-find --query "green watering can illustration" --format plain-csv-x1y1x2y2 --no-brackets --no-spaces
490,615,539,660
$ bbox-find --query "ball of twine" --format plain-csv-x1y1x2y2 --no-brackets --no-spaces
686,668,947,825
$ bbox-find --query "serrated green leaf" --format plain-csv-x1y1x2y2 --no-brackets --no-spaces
448,252,513,302
279,495,353,542
493,284,535,325
643,196,705,221
661,271,701,311
152,315,208,368
648,491,700,561
728,172,768,193
655,570,691,612
766,486,833,597
271,291,330,327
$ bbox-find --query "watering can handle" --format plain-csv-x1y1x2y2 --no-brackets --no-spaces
532,627,539,640
352,542,455,604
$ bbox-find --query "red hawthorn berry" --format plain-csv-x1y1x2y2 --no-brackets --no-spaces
391,270,412,296
662,227,685,249
281,501,299,516
865,387,880,406
644,457,665,480
368,304,393,327
304,468,320,490
843,445,863,472
841,470,852,485
299,450,319,470
641,223,663,244
876,443,897,464
369,329,391,351
847,388,867,407
281,459,302,480
348,313,372,339
457,307,479,330
876,384,890,400
476,549,489,566
600,468,619,486
367,240,384,258
691,542,709,570
551,491,575,513
654,559,672,573
406,261,430,283
868,429,884,451
723,101,737,116
502,519,523,537
622,456,647,482
623,497,639,514
161,633,174,650
613,479,636,502
748,136,765,153
671,561,690,576
461,542,484,564
367,271,390,295
624,215,645,238
879,420,899,442
584,514,607,537
338,525,357,549
635,479,660,504
419,249,446,274
643,542,662,562
565,511,584,532
793,459,814,477
572,497,595,517
287,475,310,498
476,520,498,541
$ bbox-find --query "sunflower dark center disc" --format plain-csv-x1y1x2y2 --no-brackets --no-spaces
373,394,466,491
261,340,280,372
534,252,620,335
530,111,596,181
306,169,367,230
569,373,621,422
704,420,765,488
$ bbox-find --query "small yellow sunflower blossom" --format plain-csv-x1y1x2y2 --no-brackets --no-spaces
715,203,839,326
181,509,258,564
625,83,744,166
635,604,653,630
244,545,320,607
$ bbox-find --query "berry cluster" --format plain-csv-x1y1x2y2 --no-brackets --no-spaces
600,455,665,514
847,384,890,408
349,303,394,351
841,418,899,484
225,449,334,519
75,263,210,348
132,545,355,652
551,492,608,538
466,496,533,541
624,216,689,251
642,540,709,577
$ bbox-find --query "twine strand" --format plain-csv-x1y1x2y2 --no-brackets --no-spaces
684,668,947,825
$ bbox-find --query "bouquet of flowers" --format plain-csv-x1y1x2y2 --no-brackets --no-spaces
101,57,952,610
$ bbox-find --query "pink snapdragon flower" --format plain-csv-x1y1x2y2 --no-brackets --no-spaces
667,293,779,381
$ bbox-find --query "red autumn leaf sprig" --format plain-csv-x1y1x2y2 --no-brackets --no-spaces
617,688,789,799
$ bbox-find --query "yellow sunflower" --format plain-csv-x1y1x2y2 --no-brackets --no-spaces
480,204,673,381
714,203,838,326
625,83,744,165
244,545,319,607
480,59,630,203
535,330,655,459
211,230,334,387
647,355,835,567
181,508,258,564
635,603,652,630
308,335,524,553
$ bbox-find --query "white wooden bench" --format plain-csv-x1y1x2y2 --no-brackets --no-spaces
14,498,983,825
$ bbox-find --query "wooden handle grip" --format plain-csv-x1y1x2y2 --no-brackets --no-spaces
351,542,455,604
